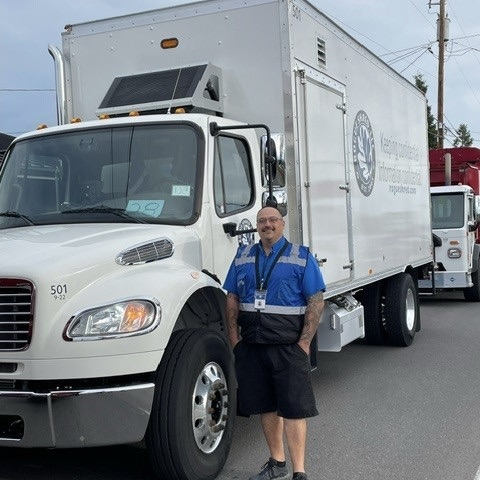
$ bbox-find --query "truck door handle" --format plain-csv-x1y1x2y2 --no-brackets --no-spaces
223,222,256,237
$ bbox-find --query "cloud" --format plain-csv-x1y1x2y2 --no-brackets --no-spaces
1,0,479,144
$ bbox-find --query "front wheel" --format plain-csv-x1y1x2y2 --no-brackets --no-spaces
384,273,419,347
146,329,236,480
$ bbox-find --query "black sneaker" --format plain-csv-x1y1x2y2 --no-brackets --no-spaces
292,473,309,480
249,458,289,480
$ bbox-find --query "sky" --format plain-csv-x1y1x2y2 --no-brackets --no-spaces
1,0,479,146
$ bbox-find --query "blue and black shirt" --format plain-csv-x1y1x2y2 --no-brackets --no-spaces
223,236,326,344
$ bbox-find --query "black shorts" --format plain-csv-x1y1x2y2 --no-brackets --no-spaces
233,341,318,419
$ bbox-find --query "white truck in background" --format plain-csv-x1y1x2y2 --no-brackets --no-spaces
0,1,433,479
419,147,480,300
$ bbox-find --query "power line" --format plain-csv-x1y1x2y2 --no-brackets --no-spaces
451,41,480,54
443,114,479,143
449,33,480,41
4,131,27,136
399,48,432,74
446,0,480,124
384,44,431,65
453,56,480,108
379,43,432,58
411,0,437,27
318,10,391,55
324,4,438,81
0,88,54,92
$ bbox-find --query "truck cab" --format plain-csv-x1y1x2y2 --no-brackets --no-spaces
0,115,264,278
428,185,480,297
0,112,278,480
420,147,480,300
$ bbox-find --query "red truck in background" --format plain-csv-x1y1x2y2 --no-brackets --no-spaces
430,147,480,220
419,147,480,300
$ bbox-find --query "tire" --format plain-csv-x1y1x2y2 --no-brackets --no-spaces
463,265,480,302
146,329,236,480
356,281,389,345
384,273,419,347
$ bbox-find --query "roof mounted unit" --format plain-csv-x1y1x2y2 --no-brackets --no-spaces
96,63,223,117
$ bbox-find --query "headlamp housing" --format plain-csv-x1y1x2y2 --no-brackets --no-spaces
65,299,160,341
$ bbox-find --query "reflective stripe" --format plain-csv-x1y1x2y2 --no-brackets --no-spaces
240,303,307,314
279,248,306,267
235,244,255,266
235,243,307,267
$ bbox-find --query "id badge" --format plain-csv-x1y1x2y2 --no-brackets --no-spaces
254,289,267,310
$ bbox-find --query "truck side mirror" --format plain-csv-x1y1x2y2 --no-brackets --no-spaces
432,233,442,247
262,190,287,216
468,220,478,232
209,122,283,208
475,195,480,222
261,134,285,188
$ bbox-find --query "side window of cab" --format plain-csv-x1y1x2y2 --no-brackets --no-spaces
213,135,254,216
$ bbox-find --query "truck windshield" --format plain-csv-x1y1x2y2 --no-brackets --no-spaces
431,192,464,229
0,124,202,228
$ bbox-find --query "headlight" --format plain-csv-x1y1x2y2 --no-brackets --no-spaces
447,248,462,259
65,299,160,340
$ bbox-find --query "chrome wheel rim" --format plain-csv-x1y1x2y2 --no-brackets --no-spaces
405,288,416,331
192,362,229,453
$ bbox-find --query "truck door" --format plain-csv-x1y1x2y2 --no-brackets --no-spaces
295,66,352,286
209,130,260,282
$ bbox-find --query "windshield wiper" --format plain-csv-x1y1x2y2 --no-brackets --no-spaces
61,206,148,224
0,211,35,225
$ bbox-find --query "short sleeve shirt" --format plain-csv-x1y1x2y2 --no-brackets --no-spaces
223,237,326,307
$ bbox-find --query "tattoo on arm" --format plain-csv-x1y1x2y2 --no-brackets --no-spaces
226,292,240,347
299,291,325,344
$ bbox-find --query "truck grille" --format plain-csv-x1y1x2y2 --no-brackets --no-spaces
0,279,33,351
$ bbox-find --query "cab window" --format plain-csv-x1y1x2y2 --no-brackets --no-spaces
214,135,254,216
431,193,464,229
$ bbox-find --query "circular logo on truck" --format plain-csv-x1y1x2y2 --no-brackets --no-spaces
352,110,376,196
237,218,255,247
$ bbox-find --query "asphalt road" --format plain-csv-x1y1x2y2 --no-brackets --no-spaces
1,291,480,480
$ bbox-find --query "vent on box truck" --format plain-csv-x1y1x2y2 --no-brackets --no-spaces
96,63,223,117
317,37,327,68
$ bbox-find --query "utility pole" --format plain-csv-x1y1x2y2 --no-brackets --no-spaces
436,0,447,148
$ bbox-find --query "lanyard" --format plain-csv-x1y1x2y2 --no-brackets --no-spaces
255,241,289,290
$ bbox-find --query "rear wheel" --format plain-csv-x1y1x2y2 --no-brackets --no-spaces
146,329,236,480
384,273,419,347
356,281,388,345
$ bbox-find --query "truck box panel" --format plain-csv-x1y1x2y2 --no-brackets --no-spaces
60,0,432,295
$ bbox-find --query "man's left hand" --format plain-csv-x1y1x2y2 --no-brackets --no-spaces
297,341,310,355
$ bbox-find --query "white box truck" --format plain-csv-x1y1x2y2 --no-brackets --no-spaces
0,1,433,479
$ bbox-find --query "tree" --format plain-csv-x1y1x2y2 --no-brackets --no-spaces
453,123,473,147
414,74,438,149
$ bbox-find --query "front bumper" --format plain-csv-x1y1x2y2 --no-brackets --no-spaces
0,382,154,447
418,271,471,290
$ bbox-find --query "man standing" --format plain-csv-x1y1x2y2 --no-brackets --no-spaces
223,206,326,480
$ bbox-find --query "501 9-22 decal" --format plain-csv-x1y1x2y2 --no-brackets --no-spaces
50,284,68,300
